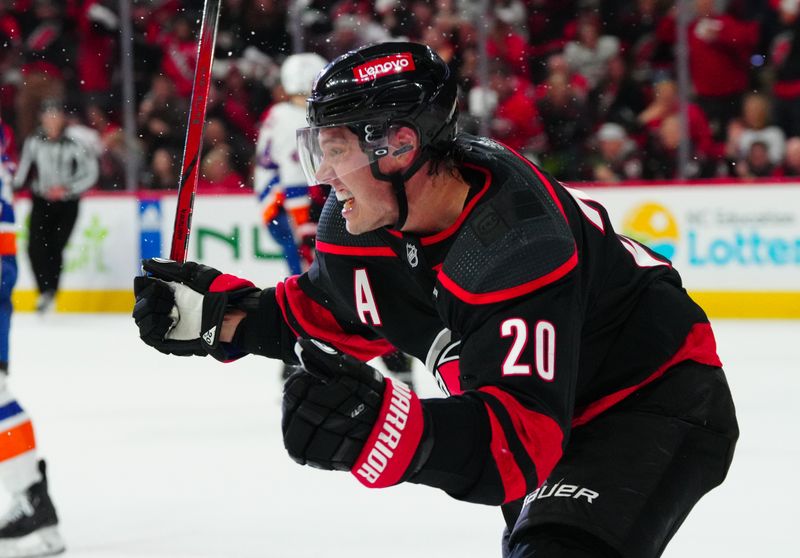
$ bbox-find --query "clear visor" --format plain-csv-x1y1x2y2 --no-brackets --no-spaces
296,124,410,187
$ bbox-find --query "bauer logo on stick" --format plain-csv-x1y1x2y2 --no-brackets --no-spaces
353,53,416,83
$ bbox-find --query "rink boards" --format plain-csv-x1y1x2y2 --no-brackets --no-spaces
10,183,800,318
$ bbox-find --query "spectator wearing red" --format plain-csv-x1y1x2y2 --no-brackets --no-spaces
769,0,800,136
204,86,254,180
487,67,544,155
525,0,578,80
637,75,714,159
624,5,676,86
14,0,70,139
75,1,117,105
487,9,530,78
216,67,258,143
156,13,197,99
656,0,759,139
0,1,20,45
198,145,247,193
0,1,22,123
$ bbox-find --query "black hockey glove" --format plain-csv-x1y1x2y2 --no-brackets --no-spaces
282,339,427,488
132,258,259,361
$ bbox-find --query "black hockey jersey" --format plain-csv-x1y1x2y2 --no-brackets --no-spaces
270,134,721,505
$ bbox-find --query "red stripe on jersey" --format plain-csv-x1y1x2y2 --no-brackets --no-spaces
276,276,394,362
208,274,255,293
422,163,492,245
351,378,424,488
0,420,36,462
479,386,564,499
383,163,492,246
316,240,397,258
438,250,577,305
572,322,722,427
0,232,16,256
495,140,567,220
483,402,527,502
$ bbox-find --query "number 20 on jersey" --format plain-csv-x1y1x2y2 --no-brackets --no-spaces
500,318,556,381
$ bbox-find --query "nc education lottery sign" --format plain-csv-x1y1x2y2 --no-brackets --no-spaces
583,183,800,317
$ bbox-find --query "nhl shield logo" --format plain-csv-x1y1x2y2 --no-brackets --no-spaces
406,243,419,268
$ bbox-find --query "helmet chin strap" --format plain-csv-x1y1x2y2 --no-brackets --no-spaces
368,146,428,230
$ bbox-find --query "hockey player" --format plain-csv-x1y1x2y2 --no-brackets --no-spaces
0,117,64,557
254,52,329,276
133,43,739,557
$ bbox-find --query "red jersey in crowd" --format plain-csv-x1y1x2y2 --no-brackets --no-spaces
76,0,115,94
494,82,543,153
657,13,759,97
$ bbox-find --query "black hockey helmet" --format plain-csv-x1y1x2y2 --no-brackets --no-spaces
297,42,459,229
307,42,458,156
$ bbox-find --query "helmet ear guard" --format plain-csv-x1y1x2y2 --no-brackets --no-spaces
355,123,418,165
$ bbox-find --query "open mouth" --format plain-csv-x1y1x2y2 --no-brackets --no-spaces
336,190,355,213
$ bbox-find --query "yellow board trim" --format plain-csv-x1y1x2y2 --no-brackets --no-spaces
688,291,800,319
13,290,135,313
11,290,800,318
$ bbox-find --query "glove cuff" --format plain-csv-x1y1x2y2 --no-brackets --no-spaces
351,378,424,489
209,274,255,292
203,274,258,362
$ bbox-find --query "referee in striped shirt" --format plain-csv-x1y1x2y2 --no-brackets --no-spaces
13,101,98,313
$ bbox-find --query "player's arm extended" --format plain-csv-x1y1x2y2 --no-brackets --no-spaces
133,258,391,364
229,269,395,364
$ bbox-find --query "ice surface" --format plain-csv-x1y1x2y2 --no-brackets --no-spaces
2,315,797,557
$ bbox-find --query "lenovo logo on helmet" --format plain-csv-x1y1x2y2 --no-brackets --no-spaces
353,53,416,83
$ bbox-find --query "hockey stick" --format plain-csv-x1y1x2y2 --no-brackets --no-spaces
170,0,222,263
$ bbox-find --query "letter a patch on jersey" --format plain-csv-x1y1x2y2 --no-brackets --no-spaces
354,268,382,326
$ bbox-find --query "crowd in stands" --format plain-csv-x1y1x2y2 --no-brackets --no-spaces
1,0,800,190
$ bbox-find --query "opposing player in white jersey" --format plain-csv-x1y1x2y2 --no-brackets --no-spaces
254,53,329,276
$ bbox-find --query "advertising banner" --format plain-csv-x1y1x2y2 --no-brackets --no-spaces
11,185,800,317
582,183,800,317
13,195,140,311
